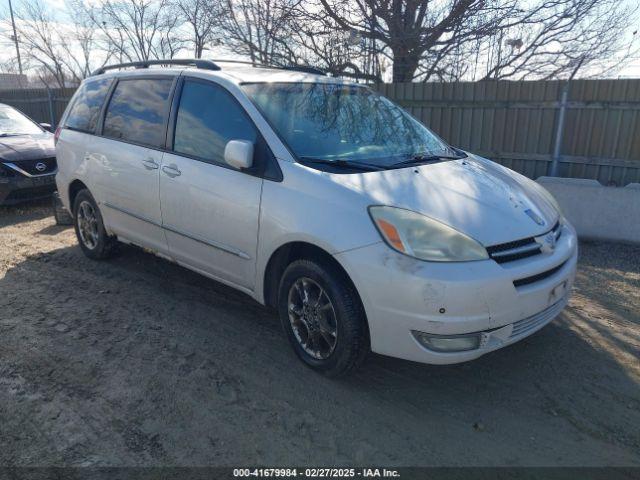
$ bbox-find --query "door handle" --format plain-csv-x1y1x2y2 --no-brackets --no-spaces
142,158,159,170
162,164,182,178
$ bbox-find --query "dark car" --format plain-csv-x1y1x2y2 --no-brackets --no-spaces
0,103,57,205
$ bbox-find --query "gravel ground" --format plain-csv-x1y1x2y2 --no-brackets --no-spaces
0,201,639,467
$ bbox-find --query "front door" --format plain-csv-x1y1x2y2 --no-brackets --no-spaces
159,79,263,290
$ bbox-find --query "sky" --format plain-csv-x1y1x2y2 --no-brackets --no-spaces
1,0,640,80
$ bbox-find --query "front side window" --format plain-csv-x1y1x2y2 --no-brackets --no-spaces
65,78,112,133
103,78,173,148
242,82,456,168
173,80,257,164
0,105,43,136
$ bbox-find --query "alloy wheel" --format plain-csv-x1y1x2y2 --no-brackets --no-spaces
77,200,99,250
287,277,338,360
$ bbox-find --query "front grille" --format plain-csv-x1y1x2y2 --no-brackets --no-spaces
487,220,561,264
513,261,566,288
509,299,565,339
6,157,57,176
4,184,56,202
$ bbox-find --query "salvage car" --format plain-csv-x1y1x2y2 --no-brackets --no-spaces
0,103,56,205
55,59,578,376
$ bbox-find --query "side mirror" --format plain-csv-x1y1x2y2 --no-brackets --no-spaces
40,123,53,132
224,140,254,170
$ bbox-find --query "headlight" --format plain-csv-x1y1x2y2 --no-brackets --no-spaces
368,206,488,262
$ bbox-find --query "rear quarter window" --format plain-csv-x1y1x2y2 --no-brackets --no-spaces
103,78,173,148
65,78,112,133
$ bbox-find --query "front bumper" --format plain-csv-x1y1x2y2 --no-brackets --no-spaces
335,222,578,365
0,173,57,205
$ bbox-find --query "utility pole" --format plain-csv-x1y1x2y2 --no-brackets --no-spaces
8,0,23,75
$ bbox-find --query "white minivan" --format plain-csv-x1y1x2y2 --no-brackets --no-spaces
55,59,578,376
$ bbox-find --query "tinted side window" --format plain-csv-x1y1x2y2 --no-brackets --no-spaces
65,78,112,133
174,81,257,164
103,78,173,148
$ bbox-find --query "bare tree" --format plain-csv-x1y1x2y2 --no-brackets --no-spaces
0,0,112,87
171,0,224,58
213,0,383,80
216,0,302,65
78,0,185,62
157,10,188,59
479,0,640,80
59,7,116,82
283,4,385,81
299,31,382,81
311,0,514,82
303,0,638,82
1,0,64,87
3,0,637,86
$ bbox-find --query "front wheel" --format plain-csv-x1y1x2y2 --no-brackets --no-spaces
278,259,369,377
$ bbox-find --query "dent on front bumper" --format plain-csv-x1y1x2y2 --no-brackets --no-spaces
335,222,578,365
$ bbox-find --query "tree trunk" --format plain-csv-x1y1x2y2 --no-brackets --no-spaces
392,48,419,82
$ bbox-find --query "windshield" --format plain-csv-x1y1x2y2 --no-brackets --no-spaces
0,106,43,136
242,82,456,167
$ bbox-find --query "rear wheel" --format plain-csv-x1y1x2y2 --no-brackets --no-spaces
278,259,369,377
73,189,117,260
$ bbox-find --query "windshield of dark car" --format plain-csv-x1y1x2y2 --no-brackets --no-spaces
0,106,43,136
241,82,456,167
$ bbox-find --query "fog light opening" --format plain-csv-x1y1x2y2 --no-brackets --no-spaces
412,331,481,353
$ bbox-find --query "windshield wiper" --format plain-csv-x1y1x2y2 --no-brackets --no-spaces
298,156,385,172
391,152,466,169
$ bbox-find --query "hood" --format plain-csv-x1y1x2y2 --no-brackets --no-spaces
329,154,559,247
0,133,55,162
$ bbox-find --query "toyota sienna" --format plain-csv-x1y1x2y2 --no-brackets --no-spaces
55,59,578,376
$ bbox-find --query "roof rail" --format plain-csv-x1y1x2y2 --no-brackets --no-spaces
91,59,221,76
91,58,327,77
209,59,327,76
208,59,259,67
281,65,327,76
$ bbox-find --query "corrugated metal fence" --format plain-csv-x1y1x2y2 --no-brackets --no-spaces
1,80,639,185
0,87,75,129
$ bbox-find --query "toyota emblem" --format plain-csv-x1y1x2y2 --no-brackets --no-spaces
35,162,47,172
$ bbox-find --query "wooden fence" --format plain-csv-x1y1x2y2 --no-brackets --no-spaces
375,79,640,186
1,79,639,185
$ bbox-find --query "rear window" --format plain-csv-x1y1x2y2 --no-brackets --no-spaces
103,78,173,148
65,78,112,133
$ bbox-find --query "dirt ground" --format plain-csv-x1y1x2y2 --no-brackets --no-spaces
0,201,639,467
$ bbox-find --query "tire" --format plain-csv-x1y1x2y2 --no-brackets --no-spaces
72,189,117,260
278,259,369,377
52,191,73,225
